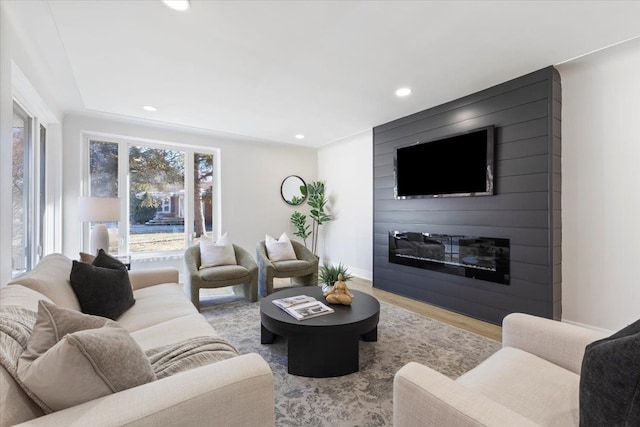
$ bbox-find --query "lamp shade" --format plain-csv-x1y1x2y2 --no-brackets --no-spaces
78,197,121,222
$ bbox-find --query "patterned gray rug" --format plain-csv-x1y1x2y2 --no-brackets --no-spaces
201,294,500,427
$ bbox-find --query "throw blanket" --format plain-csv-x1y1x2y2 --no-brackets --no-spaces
2,305,238,405
0,306,36,375
0,306,48,411
146,336,239,379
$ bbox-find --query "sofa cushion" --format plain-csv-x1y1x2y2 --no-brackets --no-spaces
117,283,197,332
579,319,640,427
273,259,311,273
200,233,237,268
265,232,297,261
17,301,156,413
457,346,580,426
7,254,80,311
131,313,221,351
69,260,135,320
199,265,250,282
0,285,52,313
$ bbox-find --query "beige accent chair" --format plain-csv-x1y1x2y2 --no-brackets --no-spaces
256,240,318,297
393,313,606,427
184,244,258,311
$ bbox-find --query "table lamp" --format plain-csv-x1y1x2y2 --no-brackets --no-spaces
78,197,121,255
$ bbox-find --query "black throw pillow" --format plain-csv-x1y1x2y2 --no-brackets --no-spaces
69,260,135,320
579,319,640,427
92,249,127,270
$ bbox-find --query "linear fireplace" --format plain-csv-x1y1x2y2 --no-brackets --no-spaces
388,231,510,285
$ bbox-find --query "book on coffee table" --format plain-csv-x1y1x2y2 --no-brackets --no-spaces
272,295,334,320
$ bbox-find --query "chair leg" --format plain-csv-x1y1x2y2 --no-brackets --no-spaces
243,282,258,302
258,267,274,298
292,271,318,287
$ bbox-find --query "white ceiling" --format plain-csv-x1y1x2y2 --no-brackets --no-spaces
8,1,640,147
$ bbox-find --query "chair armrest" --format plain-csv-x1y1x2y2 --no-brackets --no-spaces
394,362,540,427
129,268,179,290
183,246,201,279
502,313,606,374
256,242,274,269
291,241,317,265
16,353,274,427
234,244,258,272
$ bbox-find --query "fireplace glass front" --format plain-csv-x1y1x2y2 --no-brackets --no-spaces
388,231,510,285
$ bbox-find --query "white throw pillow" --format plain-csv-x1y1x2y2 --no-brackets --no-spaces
199,233,237,269
265,232,297,261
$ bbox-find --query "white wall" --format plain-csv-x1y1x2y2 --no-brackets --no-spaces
0,5,13,286
62,114,317,273
0,3,64,286
317,130,373,280
558,38,640,331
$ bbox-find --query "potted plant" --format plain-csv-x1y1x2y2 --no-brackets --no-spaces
290,180,331,256
290,211,311,248
319,262,353,292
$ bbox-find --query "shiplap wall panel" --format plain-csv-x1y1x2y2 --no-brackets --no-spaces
373,67,562,324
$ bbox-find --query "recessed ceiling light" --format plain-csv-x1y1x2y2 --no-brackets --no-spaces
396,87,412,97
295,134,305,140
143,105,157,112
163,0,190,12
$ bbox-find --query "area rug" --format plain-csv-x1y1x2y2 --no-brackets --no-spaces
201,295,500,427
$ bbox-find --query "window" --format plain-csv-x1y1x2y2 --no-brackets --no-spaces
12,103,31,275
193,152,214,245
88,140,120,253
38,124,47,260
87,136,217,256
12,102,46,277
129,145,185,253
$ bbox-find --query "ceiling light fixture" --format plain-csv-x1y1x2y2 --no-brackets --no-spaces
163,0,190,12
396,87,412,97
295,134,305,140
143,105,158,112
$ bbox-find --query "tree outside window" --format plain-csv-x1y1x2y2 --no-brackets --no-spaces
88,138,215,255
194,152,214,242
12,110,28,273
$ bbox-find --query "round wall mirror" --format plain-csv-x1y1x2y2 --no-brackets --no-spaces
281,175,307,206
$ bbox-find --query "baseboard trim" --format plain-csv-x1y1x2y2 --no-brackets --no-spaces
320,257,372,281
350,267,372,281
562,319,613,335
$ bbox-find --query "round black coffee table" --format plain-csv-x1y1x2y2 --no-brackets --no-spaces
260,286,380,378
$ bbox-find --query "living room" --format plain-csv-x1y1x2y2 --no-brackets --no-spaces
1,1,639,426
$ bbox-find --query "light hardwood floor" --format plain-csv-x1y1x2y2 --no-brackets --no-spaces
347,277,502,342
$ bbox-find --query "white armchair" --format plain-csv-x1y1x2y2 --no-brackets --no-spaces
393,313,606,427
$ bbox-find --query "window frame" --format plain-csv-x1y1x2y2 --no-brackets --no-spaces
82,132,220,259
11,100,49,277
8,62,59,281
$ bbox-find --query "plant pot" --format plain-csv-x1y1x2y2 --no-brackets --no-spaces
321,283,334,294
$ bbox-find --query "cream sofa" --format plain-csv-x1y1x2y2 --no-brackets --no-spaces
1,254,274,427
393,313,606,427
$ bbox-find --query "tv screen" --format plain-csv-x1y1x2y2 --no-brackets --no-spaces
394,125,495,199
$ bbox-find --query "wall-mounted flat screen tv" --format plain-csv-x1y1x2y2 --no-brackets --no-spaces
394,125,495,199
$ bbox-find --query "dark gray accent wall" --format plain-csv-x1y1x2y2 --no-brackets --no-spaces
373,67,561,325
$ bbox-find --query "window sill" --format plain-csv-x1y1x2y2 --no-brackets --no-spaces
129,252,184,264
